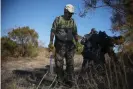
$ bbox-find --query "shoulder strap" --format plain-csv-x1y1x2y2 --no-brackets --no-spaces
58,16,75,26
58,16,62,24
58,15,65,25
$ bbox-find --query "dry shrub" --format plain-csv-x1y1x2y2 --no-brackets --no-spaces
75,53,132,89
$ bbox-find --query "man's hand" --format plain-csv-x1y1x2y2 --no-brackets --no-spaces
76,42,81,52
48,41,54,52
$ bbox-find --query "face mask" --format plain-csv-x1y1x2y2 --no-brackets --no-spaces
64,9,73,19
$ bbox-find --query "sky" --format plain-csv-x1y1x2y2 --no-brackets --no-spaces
1,0,117,47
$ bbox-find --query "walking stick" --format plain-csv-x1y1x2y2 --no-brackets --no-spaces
50,52,54,74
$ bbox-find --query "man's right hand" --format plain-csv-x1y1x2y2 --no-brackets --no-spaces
48,41,54,52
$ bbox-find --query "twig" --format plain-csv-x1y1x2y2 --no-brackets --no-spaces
113,61,119,89
105,64,111,89
127,54,133,66
36,71,48,89
121,57,128,89
108,58,113,89
74,75,80,89
52,81,58,89
48,74,57,89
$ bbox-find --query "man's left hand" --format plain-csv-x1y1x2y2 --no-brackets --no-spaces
76,42,81,52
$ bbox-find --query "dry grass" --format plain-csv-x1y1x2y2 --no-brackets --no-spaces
1,48,133,89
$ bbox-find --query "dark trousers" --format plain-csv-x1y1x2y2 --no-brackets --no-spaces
54,40,75,82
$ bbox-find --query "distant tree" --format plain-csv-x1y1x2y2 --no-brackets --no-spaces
8,26,38,46
1,36,17,57
80,0,133,31
8,26,39,56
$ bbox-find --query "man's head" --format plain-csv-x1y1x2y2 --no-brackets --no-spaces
64,4,74,20
90,28,97,34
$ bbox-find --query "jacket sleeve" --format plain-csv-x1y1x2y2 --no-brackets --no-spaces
51,17,60,34
72,20,77,36
50,17,60,42
71,19,78,42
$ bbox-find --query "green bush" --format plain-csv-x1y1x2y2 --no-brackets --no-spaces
1,36,17,57
1,26,39,58
25,43,38,57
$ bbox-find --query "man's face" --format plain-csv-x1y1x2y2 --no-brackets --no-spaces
64,9,73,20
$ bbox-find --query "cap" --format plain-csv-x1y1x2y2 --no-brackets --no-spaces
65,4,74,13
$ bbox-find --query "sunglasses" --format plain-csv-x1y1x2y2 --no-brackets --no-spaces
64,9,74,15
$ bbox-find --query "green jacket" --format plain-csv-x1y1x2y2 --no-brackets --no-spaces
51,15,77,42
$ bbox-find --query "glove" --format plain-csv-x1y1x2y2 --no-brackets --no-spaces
76,42,81,52
48,41,54,52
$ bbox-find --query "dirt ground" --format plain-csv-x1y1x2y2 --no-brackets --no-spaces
1,48,83,89
2,48,133,89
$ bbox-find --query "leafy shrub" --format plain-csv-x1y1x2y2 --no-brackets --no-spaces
1,36,17,58
1,26,39,58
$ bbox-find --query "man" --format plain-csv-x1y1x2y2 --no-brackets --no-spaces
80,28,99,71
48,4,79,87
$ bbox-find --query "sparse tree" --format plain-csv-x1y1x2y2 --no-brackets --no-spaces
81,0,133,31
1,36,17,57
8,26,39,56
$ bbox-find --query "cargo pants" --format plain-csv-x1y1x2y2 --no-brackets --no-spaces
54,40,75,83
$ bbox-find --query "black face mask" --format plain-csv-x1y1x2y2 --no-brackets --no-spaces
64,10,73,20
